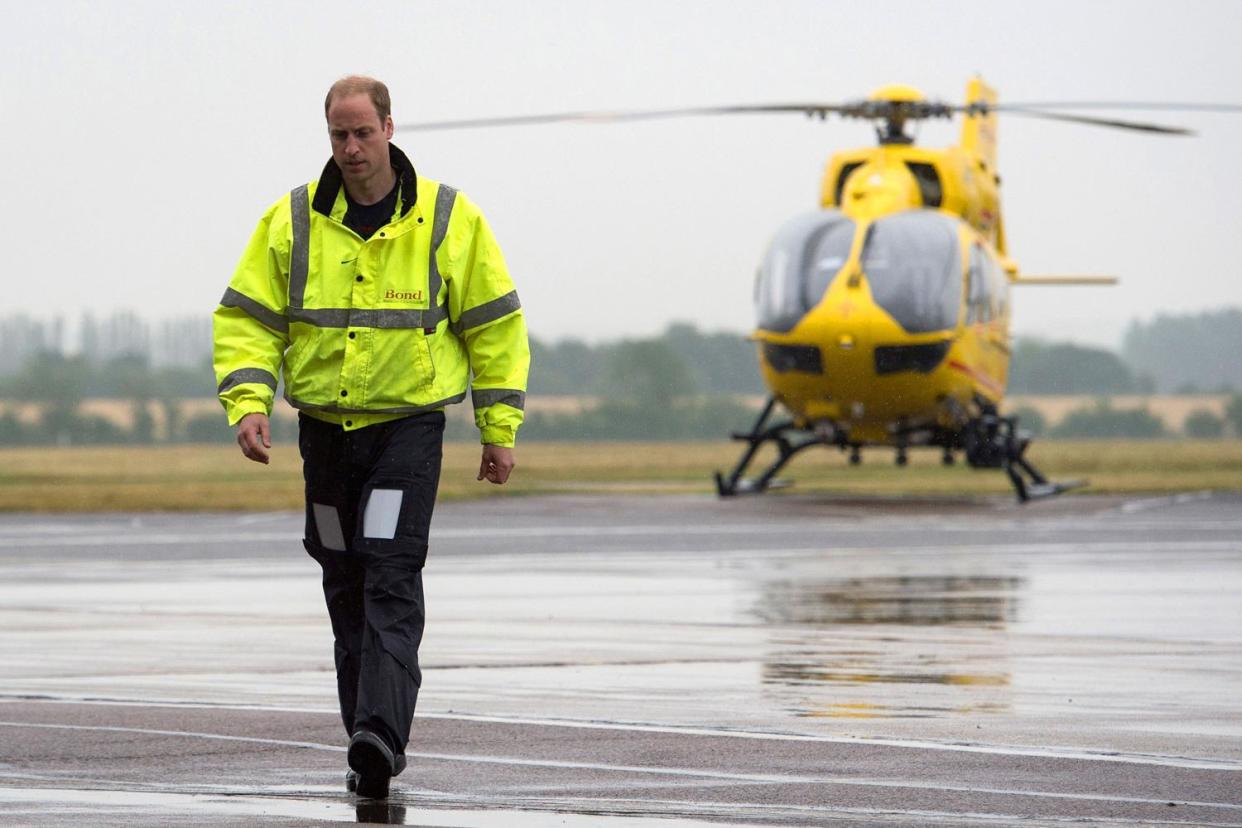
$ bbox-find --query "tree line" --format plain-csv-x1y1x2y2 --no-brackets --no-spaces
1004,308,1242,395
1122,308,1242,393
1,311,1239,444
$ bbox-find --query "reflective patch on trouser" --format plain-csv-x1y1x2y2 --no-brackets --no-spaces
312,502,348,551
363,488,404,540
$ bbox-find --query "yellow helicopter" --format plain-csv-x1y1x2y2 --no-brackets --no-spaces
726,78,1100,501
402,81,1239,501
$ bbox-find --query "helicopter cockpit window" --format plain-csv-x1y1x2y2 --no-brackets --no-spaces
861,210,962,333
968,244,1008,323
904,162,943,208
755,210,856,332
833,162,864,206
967,245,992,324
988,252,1010,320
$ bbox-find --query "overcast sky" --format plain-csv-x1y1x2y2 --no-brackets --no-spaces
3,0,1240,349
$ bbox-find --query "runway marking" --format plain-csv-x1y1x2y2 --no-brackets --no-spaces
4,701,1242,773
433,791,1242,827
0,785,751,828
1,527,1239,563
6,785,1240,828
0,523,853,547
1,722,1240,817
0,531,301,548
0,524,114,536
434,792,1242,828
233,512,299,525
1120,491,1217,513
0,784,1185,828
416,751,1242,811
0,720,343,753
414,711,1242,771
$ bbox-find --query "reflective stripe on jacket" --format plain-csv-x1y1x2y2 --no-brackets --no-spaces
213,144,529,447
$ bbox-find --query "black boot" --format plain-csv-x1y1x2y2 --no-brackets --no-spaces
348,730,396,799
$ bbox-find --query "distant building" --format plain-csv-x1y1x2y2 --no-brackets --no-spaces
79,311,150,363
0,314,66,376
1,311,213,375
152,315,213,368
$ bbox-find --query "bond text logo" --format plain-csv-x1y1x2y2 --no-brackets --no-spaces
383,289,423,302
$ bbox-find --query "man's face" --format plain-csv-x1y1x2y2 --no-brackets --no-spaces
327,93,394,190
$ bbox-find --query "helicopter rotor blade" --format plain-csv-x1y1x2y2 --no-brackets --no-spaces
990,108,1195,135
398,99,1242,134
995,102,1242,113
396,103,850,131
964,102,1242,135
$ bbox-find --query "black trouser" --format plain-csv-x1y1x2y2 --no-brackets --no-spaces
298,411,444,763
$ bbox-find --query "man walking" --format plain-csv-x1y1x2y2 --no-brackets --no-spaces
213,76,529,798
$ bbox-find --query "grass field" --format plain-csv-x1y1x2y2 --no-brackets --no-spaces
4,393,1233,434
1,439,1240,512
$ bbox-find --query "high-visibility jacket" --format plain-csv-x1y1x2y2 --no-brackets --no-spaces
213,144,529,447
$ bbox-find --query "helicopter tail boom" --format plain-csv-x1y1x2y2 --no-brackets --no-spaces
1012,275,1119,285
961,77,999,172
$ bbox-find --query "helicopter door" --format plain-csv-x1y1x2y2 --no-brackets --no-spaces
967,243,1009,326
860,210,962,333
966,244,994,326
967,243,1010,393
755,210,856,333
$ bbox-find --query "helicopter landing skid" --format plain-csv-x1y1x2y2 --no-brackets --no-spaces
715,399,1085,502
962,409,1086,502
715,397,832,496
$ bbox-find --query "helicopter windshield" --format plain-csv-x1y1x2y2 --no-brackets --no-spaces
755,210,856,332
861,210,962,333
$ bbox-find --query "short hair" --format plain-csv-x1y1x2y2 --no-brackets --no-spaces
324,75,391,123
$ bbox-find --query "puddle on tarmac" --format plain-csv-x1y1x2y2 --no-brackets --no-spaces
794,701,1011,720
0,785,748,827
764,662,1010,688
753,575,1024,627
751,575,1020,719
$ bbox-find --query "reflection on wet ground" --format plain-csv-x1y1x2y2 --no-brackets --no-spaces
755,575,1019,717
0,786,747,827
754,575,1023,627
1,492,1241,825
765,661,1010,689
354,801,406,825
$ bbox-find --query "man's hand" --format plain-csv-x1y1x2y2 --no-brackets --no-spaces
236,413,272,464
478,444,515,485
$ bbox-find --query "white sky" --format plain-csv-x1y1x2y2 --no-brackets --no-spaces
3,0,1241,349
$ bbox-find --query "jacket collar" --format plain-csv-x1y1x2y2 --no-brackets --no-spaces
312,143,418,219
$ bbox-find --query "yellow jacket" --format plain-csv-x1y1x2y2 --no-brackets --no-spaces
213,145,528,446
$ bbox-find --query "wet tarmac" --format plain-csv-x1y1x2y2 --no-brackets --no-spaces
1,492,1240,826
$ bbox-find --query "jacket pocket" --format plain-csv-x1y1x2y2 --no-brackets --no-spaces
365,329,437,409
413,333,436,390
282,330,316,389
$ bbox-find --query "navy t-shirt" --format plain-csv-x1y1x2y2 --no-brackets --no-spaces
343,177,400,240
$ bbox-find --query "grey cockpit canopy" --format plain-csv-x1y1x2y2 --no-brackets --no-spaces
754,210,855,332
860,209,962,333
754,208,963,335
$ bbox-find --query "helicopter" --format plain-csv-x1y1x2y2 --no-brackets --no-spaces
401,81,1241,501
